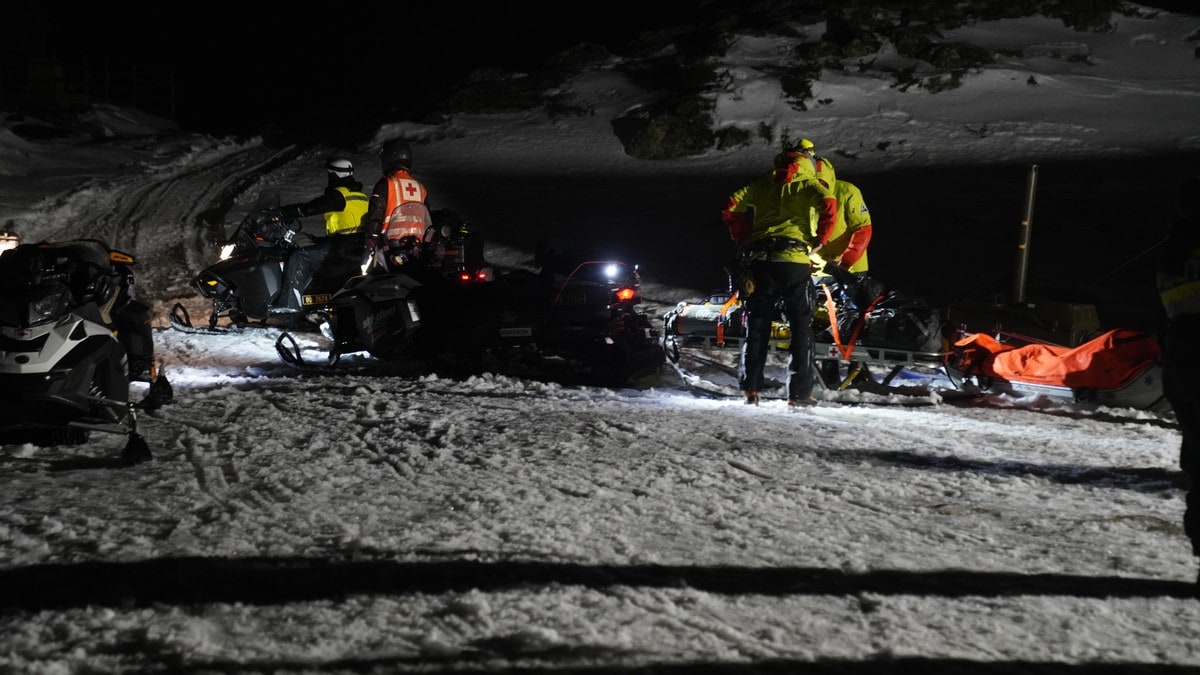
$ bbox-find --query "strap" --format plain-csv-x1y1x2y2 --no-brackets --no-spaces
821,284,849,360
840,293,886,360
747,237,806,253
716,291,740,346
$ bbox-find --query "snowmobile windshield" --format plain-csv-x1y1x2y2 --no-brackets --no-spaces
0,242,111,328
253,191,281,213
225,192,282,244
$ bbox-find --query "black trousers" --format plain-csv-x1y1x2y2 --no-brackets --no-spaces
738,261,815,400
276,239,332,311
1163,315,1200,558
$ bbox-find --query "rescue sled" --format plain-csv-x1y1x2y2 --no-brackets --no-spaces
662,274,1166,410
944,328,1166,410
662,272,952,398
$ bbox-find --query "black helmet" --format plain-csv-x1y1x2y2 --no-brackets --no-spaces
380,139,412,173
325,157,354,178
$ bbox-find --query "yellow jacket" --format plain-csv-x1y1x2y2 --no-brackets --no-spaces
722,162,837,265
820,180,873,273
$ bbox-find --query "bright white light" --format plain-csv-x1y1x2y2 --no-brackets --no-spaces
0,230,19,252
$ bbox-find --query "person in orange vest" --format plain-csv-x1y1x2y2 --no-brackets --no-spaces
721,138,837,408
269,157,368,318
361,139,432,271
1157,173,1200,580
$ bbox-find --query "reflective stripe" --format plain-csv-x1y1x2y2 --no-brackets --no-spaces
1161,279,1200,318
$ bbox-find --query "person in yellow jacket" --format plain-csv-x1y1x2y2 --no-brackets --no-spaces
791,137,836,191
720,139,837,407
270,158,368,317
818,178,872,275
1157,173,1200,578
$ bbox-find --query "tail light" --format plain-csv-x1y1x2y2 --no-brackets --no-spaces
614,287,637,303
456,267,494,284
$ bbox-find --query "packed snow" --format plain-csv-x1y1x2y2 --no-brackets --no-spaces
2,5,1200,672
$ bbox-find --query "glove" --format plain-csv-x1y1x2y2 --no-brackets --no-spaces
808,249,828,273
278,205,303,220
823,259,855,285
364,234,386,273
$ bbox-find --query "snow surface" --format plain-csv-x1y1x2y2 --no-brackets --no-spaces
2,5,1200,672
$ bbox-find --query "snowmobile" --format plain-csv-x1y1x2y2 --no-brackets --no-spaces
0,239,174,463
276,205,665,386
169,191,365,334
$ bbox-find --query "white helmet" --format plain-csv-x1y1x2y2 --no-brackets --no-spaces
325,158,354,179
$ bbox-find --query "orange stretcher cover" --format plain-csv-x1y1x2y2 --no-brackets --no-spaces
952,328,1161,390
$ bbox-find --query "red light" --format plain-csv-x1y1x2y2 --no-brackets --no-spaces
476,270,489,281
458,272,471,282
615,287,636,302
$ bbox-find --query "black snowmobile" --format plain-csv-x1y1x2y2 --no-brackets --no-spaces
276,206,665,386
170,191,365,333
0,239,174,463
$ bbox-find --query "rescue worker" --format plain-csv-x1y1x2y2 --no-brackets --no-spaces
361,138,432,272
269,157,368,317
721,138,838,407
811,178,880,390
1156,173,1200,580
791,137,837,190
817,178,872,276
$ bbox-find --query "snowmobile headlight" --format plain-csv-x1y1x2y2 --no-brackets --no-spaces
0,228,19,253
26,284,71,327
218,242,237,261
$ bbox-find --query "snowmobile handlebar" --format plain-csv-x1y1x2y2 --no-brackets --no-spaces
232,210,306,248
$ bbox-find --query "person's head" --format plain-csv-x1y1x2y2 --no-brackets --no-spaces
1177,174,1200,219
380,139,412,174
774,138,816,169
325,158,354,184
